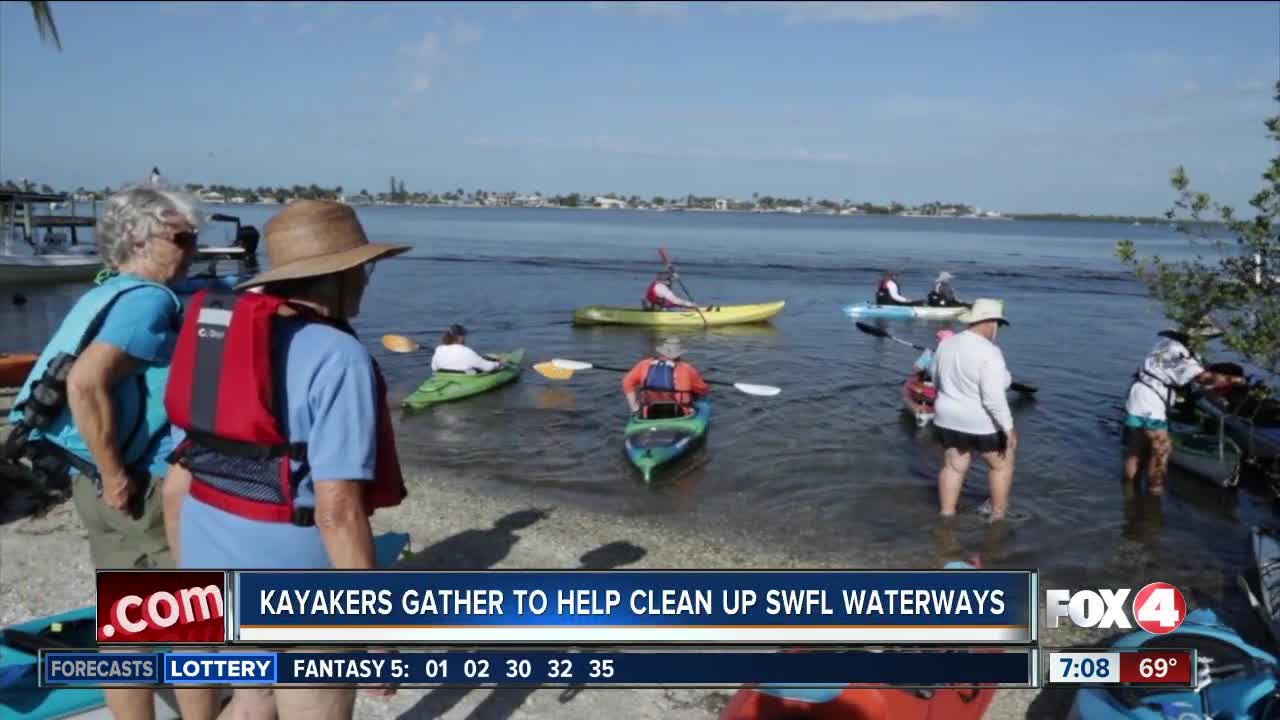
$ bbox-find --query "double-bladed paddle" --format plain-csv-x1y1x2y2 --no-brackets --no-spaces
532,358,781,397
854,321,1038,395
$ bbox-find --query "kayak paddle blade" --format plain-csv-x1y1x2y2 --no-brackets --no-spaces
382,334,420,353
855,321,889,338
551,359,594,371
533,362,576,380
733,383,781,397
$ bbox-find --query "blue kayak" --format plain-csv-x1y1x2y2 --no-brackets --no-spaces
842,302,973,320
1067,607,1278,720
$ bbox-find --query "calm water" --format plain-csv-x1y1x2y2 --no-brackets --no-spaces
3,206,1273,620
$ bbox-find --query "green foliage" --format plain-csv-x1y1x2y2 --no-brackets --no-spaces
30,1,61,51
1117,80,1280,381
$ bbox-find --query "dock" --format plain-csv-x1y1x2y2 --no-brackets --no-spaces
0,190,98,247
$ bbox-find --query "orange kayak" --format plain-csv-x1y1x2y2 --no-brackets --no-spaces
0,353,37,388
721,683,996,720
903,372,937,427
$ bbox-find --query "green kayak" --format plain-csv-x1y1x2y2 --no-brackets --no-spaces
624,400,711,483
401,349,525,410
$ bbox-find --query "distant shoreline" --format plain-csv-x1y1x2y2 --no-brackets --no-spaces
201,200,1187,226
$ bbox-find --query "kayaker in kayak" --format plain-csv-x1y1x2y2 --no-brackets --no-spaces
875,271,919,306
431,324,506,374
927,271,967,307
622,337,710,418
1123,328,1245,496
930,299,1015,521
643,270,700,311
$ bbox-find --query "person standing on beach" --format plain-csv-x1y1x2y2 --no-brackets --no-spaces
930,299,1016,520
5,185,199,719
162,200,409,720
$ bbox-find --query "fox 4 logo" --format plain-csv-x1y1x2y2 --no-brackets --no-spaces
1045,582,1186,634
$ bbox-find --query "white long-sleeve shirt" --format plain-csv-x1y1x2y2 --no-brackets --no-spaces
651,282,697,308
431,344,501,373
883,280,910,304
930,330,1014,434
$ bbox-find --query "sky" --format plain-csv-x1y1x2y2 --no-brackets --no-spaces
1,1,1276,215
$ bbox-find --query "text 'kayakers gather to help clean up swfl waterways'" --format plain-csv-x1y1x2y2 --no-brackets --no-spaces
2,2,1279,719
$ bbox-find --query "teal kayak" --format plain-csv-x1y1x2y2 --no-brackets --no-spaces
624,400,711,482
401,349,525,410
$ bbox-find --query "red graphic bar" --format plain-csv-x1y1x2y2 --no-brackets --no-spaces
96,570,227,645
1119,650,1193,685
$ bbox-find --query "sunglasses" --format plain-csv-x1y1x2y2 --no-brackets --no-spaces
172,231,198,247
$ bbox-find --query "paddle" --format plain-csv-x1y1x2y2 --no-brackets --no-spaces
533,358,781,397
659,247,708,329
382,333,507,365
854,322,1038,395
382,334,422,353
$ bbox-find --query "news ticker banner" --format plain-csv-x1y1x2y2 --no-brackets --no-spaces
40,648,1197,689
43,649,1038,688
96,569,1035,645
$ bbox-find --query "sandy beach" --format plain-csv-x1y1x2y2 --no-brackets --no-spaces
0,410,1085,720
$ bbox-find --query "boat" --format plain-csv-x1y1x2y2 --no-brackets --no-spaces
1066,607,1279,720
902,373,937,427
401,350,525,410
572,301,785,327
1167,418,1242,488
1195,387,1280,463
0,354,37,388
0,253,104,285
624,399,711,482
843,302,986,321
0,532,410,720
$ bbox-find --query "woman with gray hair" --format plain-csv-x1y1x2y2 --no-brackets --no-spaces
5,183,200,718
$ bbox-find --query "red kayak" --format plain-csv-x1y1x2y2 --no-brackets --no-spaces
721,684,996,720
0,353,37,388
903,372,937,427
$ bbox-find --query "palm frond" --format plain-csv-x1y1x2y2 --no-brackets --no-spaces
30,1,62,52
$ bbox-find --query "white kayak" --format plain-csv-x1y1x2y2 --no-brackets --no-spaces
843,302,986,320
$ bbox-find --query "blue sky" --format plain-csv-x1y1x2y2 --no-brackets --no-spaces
1,1,1276,215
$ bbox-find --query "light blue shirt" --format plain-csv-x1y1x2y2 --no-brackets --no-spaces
177,319,379,570
914,348,935,374
9,273,182,478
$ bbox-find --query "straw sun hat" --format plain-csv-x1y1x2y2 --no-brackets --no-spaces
236,200,410,290
957,298,1009,326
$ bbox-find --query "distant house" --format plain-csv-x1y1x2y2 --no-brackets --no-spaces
593,196,627,209
714,198,729,211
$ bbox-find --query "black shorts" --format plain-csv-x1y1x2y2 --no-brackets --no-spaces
937,427,1007,454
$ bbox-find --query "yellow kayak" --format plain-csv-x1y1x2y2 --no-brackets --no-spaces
572,301,785,327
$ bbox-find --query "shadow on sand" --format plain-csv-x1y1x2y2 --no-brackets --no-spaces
397,540,648,720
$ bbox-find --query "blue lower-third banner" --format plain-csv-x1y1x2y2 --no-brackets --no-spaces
233,569,1035,644
42,649,1036,688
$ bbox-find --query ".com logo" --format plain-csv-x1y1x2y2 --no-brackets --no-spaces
102,585,224,638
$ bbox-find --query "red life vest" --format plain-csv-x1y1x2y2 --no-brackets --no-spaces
164,288,406,525
645,281,676,309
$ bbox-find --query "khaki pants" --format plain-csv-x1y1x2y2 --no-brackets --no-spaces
70,472,172,569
